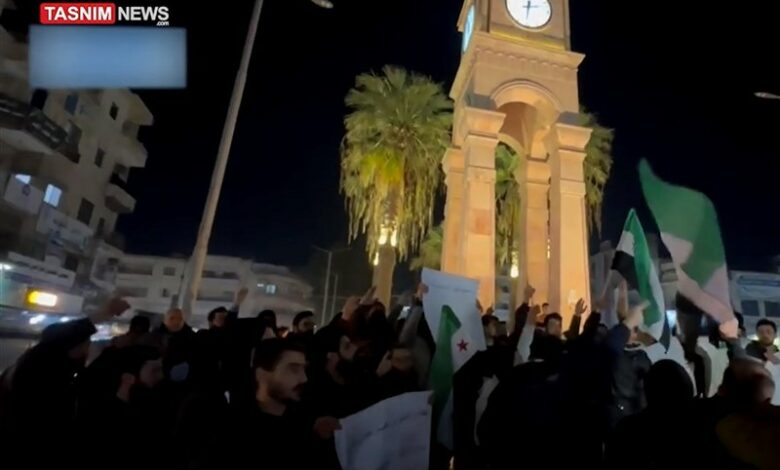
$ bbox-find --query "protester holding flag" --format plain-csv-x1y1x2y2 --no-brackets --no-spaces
638,160,738,342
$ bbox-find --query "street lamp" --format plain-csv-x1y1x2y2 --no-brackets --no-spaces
182,0,334,316
755,91,780,100
312,246,349,326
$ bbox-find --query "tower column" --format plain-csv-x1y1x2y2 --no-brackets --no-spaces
441,148,465,273
456,106,505,309
516,157,550,306
549,113,592,326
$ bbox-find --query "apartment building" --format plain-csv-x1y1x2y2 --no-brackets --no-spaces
0,1,152,310
115,254,314,328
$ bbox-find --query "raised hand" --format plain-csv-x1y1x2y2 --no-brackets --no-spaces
359,286,377,305
235,287,249,306
415,283,429,300
574,298,588,317
90,297,130,324
342,296,360,320
524,284,536,304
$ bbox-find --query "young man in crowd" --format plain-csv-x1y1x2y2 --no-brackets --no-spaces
292,310,316,337
215,338,315,469
746,319,779,364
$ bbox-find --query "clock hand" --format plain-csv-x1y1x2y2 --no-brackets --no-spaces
524,0,537,19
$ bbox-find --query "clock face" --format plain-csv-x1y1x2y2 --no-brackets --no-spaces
462,5,476,52
506,0,552,29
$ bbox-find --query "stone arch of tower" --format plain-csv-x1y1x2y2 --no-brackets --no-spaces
441,2,594,324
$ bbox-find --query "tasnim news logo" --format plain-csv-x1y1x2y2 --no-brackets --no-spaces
39,3,170,26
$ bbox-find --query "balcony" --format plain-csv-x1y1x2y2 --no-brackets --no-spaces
105,174,135,214
114,127,148,168
0,93,69,154
0,150,71,191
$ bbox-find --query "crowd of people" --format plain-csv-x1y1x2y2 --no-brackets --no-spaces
0,282,778,469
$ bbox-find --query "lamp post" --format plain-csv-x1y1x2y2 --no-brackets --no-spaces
182,0,334,317
312,246,348,326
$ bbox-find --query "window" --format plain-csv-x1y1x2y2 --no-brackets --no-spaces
96,217,105,236
43,184,62,207
64,254,79,272
162,266,177,276
64,93,78,114
67,122,82,146
741,300,760,317
122,287,149,298
14,174,31,184
109,102,118,120
77,198,94,225
161,288,170,298
766,301,780,318
500,285,510,294
31,90,48,110
94,148,105,168
265,284,277,295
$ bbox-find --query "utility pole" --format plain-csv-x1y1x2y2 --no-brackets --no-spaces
329,273,339,322
321,250,332,326
182,0,264,317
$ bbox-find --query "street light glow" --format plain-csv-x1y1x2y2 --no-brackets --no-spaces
27,290,58,308
755,91,780,100
311,0,334,8
0,263,12,271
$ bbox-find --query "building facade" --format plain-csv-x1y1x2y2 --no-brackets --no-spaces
0,1,151,310
114,254,314,328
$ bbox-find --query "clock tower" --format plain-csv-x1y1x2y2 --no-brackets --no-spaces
442,0,592,326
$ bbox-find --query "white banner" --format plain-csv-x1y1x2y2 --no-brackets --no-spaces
421,268,486,350
335,391,431,470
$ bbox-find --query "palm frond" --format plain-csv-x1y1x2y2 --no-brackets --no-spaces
341,66,453,260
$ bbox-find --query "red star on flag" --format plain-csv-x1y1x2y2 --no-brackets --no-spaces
457,339,469,352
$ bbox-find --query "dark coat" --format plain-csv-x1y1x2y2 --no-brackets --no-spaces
605,324,652,428
0,318,96,466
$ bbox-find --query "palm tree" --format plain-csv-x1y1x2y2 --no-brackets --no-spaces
495,143,523,270
578,109,614,234
409,223,443,271
341,66,452,304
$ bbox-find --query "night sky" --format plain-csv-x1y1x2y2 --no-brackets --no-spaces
115,0,780,273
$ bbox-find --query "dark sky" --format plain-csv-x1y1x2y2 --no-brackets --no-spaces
118,0,780,272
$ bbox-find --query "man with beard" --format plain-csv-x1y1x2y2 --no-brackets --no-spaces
214,338,314,469
0,298,130,466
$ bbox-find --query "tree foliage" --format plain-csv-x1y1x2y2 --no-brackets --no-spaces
409,223,443,270
579,109,614,234
495,143,523,267
341,66,453,260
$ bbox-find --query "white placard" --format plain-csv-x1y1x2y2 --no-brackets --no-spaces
421,268,486,351
334,391,432,470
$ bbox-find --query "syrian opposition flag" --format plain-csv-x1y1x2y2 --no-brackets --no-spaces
429,305,476,450
612,209,670,349
638,160,737,337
